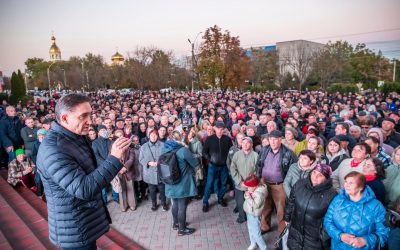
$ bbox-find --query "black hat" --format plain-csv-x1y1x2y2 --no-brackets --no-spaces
383,117,396,124
42,118,53,124
269,130,282,138
215,121,225,128
317,118,327,123
97,125,106,132
116,118,124,122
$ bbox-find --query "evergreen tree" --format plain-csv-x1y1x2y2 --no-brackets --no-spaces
9,70,26,104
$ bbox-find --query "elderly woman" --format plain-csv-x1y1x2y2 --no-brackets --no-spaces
324,171,389,249
324,137,349,171
332,142,371,192
282,127,299,152
185,126,204,199
367,127,394,155
139,129,167,211
284,164,336,250
362,158,386,205
283,150,316,197
383,146,400,207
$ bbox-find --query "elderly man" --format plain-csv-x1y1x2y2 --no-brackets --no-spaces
37,94,130,249
20,117,38,156
230,137,258,224
0,105,24,162
256,130,297,234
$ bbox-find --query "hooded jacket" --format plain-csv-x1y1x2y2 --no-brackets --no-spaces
162,140,199,198
324,186,389,250
243,184,267,216
284,177,336,250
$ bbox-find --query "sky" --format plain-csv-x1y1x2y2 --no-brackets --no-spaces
1,0,400,76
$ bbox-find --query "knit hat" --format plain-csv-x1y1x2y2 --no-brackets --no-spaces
37,129,47,136
314,163,332,179
15,149,25,157
243,174,260,188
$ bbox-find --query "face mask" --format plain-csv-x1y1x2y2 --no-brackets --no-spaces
38,138,43,143
102,131,111,139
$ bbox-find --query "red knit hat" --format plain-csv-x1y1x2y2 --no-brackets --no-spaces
243,174,259,188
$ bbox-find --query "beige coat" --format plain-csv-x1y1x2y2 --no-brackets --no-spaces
243,184,268,216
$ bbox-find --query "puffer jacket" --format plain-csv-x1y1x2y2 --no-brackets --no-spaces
243,184,267,216
139,140,164,185
324,186,390,250
0,115,24,149
283,162,314,197
256,145,297,179
284,177,336,250
37,122,123,248
163,140,199,198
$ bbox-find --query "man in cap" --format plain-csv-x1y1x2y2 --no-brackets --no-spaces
381,117,400,148
230,136,258,224
256,130,297,234
202,121,233,212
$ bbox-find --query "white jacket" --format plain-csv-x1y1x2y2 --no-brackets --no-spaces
243,184,267,216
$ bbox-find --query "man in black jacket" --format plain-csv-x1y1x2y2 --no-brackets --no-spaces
0,105,24,163
202,121,233,212
256,130,297,234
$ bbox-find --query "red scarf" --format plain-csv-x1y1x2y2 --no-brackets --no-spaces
365,175,377,182
350,160,362,168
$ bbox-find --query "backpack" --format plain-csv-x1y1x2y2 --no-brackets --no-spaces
158,149,181,184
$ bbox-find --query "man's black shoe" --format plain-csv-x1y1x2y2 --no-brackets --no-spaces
202,204,209,213
173,222,189,230
233,207,239,213
151,204,158,211
162,204,169,211
178,227,195,236
218,200,227,207
236,217,246,224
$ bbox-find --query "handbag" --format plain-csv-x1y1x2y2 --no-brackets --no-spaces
111,175,122,193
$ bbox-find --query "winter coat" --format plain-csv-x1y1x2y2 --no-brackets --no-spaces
20,126,38,151
366,178,386,205
30,140,41,164
131,144,143,181
202,134,232,166
226,144,240,169
324,186,390,250
139,140,164,185
256,144,298,179
324,149,349,172
243,184,267,216
37,122,123,248
7,158,35,186
0,115,24,149
283,162,314,197
284,177,336,250
163,140,199,198
383,163,400,207
122,146,136,181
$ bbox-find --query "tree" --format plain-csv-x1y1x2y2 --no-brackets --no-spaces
197,25,250,89
9,70,27,104
249,48,279,86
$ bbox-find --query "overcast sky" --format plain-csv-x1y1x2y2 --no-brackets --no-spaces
1,0,400,76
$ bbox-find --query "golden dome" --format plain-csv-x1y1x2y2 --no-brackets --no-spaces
49,34,61,61
111,52,124,61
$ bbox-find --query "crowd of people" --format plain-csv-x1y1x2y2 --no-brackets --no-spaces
0,89,400,250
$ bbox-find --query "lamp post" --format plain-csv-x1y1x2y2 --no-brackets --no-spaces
61,69,67,88
187,31,202,92
47,61,56,97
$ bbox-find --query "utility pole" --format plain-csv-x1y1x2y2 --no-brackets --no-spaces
187,32,202,92
393,59,397,82
47,61,56,96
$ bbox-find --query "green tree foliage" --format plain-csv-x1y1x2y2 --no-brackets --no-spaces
197,25,250,89
9,70,27,104
249,48,278,86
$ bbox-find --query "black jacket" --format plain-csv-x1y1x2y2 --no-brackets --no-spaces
202,134,233,166
92,137,113,167
256,144,297,179
284,177,336,250
0,115,24,148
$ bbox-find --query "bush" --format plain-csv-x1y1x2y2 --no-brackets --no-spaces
380,82,400,94
248,84,280,93
327,83,359,94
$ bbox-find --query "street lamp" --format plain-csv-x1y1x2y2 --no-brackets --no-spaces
61,69,67,88
188,31,202,92
47,61,56,96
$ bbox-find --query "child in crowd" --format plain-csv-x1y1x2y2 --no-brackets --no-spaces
242,174,268,250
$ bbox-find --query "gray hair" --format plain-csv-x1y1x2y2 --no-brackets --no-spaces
55,94,91,122
350,125,362,133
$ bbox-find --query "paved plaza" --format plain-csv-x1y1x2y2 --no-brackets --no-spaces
107,194,279,250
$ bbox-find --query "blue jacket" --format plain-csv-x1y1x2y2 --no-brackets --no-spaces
324,186,389,250
0,115,24,149
37,122,123,248
162,140,199,199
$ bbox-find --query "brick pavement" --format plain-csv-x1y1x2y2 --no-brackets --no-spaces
107,194,279,250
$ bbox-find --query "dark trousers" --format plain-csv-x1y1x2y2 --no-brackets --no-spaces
134,180,148,200
171,198,188,230
148,183,166,205
62,241,96,250
34,172,43,196
203,164,229,205
235,189,246,221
